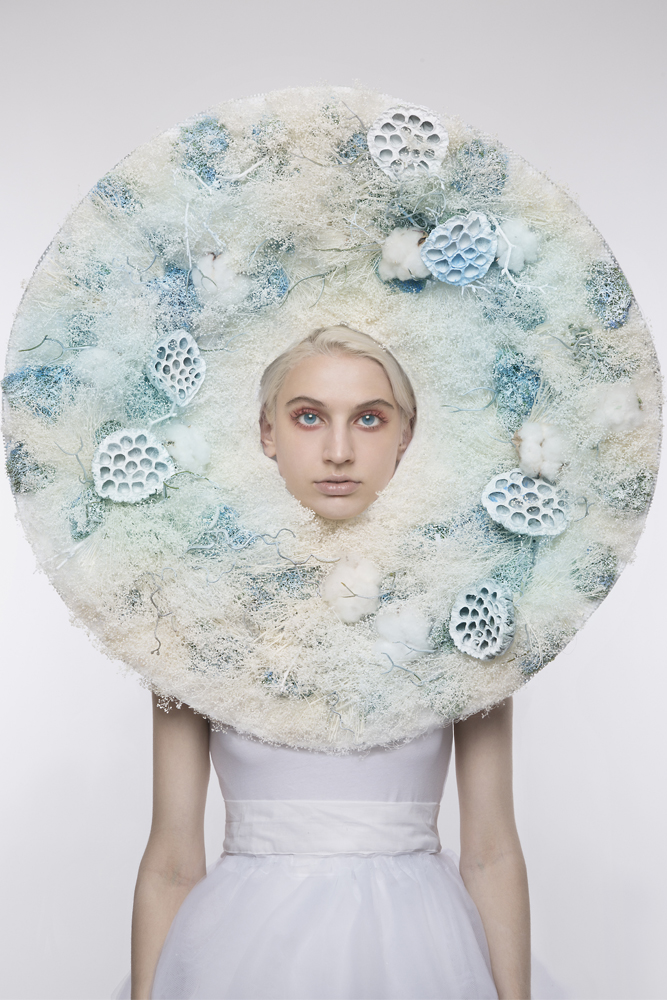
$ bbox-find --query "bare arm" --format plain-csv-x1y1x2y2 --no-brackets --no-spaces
455,699,530,1000
130,696,210,1000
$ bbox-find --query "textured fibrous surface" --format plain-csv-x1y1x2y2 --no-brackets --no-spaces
2,87,661,750
482,470,569,537
148,332,206,405
367,106,448,176
449,580,515,660
420,212,497,285
92,429,175,502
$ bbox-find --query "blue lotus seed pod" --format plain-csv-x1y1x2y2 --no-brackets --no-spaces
420,212,497,285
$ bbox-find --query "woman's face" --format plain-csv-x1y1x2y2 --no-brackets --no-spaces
260,353,412,519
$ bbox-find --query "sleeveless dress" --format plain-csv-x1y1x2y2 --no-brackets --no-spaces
150,725,498,999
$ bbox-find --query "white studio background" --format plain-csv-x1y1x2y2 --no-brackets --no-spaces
0,3,665,998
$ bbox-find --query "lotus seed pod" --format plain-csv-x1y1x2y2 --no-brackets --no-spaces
92,429,175,503
449,580,515,660
420,212,497,285
482,468,569,537
367,106,448,177
147,331,206,406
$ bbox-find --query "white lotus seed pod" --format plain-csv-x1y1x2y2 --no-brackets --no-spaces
482,468,570,537
494,219,539,273
421,212,497,285
378,228,432,282
512,421,569,482
321,554,381,624
449,580,515,660
148,331,206,406
367,106,449,177
92,428,175,503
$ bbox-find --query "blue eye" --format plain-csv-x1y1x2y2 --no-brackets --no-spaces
299,412,318,425
360,414,379,427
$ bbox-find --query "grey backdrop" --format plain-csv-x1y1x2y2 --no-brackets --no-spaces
1,3,665,998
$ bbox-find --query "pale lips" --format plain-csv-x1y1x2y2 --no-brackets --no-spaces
314,477,361,496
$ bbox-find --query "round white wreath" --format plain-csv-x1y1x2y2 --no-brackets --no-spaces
2,87,661,750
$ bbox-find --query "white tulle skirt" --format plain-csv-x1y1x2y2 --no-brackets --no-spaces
149,849,497,1000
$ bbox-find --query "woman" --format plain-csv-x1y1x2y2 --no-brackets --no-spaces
130,328,530,1000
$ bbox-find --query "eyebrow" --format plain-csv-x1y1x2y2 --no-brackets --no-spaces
285,395,395,410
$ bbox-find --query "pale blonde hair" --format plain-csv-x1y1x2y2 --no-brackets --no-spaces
259,325,417,428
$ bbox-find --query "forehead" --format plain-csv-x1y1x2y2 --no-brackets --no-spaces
278,353,394,405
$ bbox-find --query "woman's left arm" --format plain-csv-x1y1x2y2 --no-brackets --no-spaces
455,698,531,1000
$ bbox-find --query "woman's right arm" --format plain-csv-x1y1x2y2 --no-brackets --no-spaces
130,695,211,1000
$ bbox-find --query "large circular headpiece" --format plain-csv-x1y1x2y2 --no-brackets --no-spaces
3,87,661,750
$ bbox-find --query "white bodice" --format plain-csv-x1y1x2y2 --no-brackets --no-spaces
209,726,453,856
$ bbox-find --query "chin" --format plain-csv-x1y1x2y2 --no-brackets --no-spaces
310,498,372,520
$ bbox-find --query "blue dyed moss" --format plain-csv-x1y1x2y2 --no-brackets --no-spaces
385,277,428,294
92,174,140,213
6,443,53,494
247,566,319,611
429,620,457,653
250,264,290,308
572,547,618,600
479,266,547,331
262,670,313,699
179,115,229,187
2,365,79,421
603,470,655,513
586,261,632,329
150,265,202,332
94,420,123,445
69,487,107,540
189,506,257,559
451,141,508,199
67,313,98,347
337,132,367,163
493,350,541,432
124,374,173,422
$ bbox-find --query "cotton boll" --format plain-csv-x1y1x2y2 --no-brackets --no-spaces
513,421,569,481
591,383,644,436
378,228,432,282
321,555,381,624
495,220,540,273
69,348,124,392
191,251,252,304
373,606,433,664
159,419,211,474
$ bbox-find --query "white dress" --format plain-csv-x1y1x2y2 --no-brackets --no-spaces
150,725,499,1000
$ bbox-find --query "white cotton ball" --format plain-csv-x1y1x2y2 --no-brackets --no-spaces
495,220,540,273
513,421,569,482
69,348,124,392
321,554,382,624
159,420,211,474
377,228,432,282
191,251,252,304
591,383,644,436
373,606,433,665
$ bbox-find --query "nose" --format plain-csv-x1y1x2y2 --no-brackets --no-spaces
322,419,354,466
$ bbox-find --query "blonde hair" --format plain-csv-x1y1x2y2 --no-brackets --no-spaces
259,326,417,428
